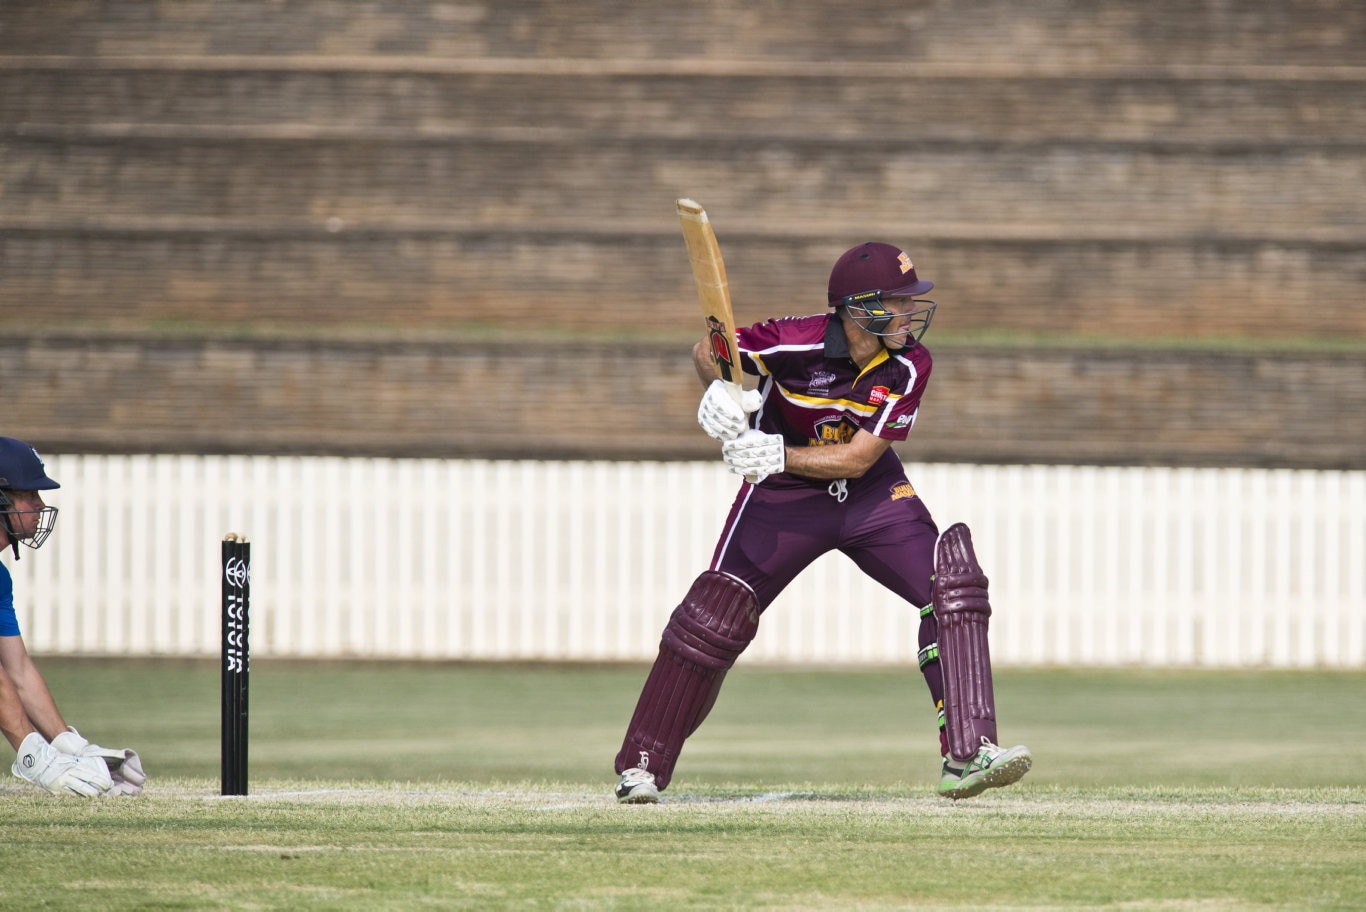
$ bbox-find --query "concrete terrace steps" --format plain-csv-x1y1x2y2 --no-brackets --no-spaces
2,0,1364,67
5,230,1365,339
3,1,1363,341
5,332,1363,469
3,56,1364,338
5,57,1366,146
1,0,1363,465
5,132,1361,231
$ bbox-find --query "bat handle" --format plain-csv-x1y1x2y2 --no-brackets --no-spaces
720,381,764,486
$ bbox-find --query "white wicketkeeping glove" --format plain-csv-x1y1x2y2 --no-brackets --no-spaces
12,731,113,797
698,379,763,441
721,429,786,484
52,728,146,797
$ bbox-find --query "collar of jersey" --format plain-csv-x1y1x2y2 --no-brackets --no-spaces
823,314,891,383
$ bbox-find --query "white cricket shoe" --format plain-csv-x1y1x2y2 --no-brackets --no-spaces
615,767,659,804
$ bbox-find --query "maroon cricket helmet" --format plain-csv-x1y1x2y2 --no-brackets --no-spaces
827,242,934,305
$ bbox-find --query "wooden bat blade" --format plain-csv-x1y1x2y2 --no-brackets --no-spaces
676,198,741,386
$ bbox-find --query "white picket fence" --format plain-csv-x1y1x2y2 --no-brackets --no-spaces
11,455,1365,668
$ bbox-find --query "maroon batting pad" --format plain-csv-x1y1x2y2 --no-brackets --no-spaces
932,523,999,761
614,571,759,790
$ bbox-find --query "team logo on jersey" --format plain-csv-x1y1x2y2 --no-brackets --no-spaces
889,412,914,430
811,416,856,446
890,481,916,501
808,370,837,396
869,386,890,405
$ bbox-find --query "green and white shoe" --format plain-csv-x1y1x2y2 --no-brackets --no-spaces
937,737,1032,800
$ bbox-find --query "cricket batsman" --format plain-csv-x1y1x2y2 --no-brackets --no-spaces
1,436,147,796
613,242,1032,803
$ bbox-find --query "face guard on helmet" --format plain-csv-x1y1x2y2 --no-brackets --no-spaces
0,436,60,557
0,488,57,553
839,289,937,344
828,241,938,348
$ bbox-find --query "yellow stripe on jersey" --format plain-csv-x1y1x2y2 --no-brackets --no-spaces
750,350,776,377
777,385,901,417
751,347,889,384
750,348,902,417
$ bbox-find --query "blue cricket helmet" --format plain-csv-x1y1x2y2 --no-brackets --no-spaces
0,437,60,491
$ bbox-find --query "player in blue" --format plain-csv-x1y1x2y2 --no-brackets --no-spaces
1,436,146,796
613,242,1032,802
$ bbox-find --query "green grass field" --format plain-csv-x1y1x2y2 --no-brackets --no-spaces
3,659,1364,910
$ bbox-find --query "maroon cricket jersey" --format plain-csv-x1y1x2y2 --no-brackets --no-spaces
737,313,932,489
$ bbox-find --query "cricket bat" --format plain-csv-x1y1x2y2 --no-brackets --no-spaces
676,198,742,390
677,198,761,483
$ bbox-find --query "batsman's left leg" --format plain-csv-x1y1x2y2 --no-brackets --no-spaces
933,522,1032,799
614,571,759,801
836,489,948,756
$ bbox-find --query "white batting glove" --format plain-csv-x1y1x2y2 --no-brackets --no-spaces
52,728,146,797
721,429,786,483
698,379,763,441
12,731,113,797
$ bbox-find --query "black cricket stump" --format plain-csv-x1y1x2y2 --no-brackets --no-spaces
221,534,251,796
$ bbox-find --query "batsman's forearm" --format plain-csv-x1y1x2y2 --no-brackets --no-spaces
693,338,720,387
782,432,893,480
783,447,867,480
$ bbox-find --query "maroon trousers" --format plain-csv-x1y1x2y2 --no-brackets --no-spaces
616,456,947,789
